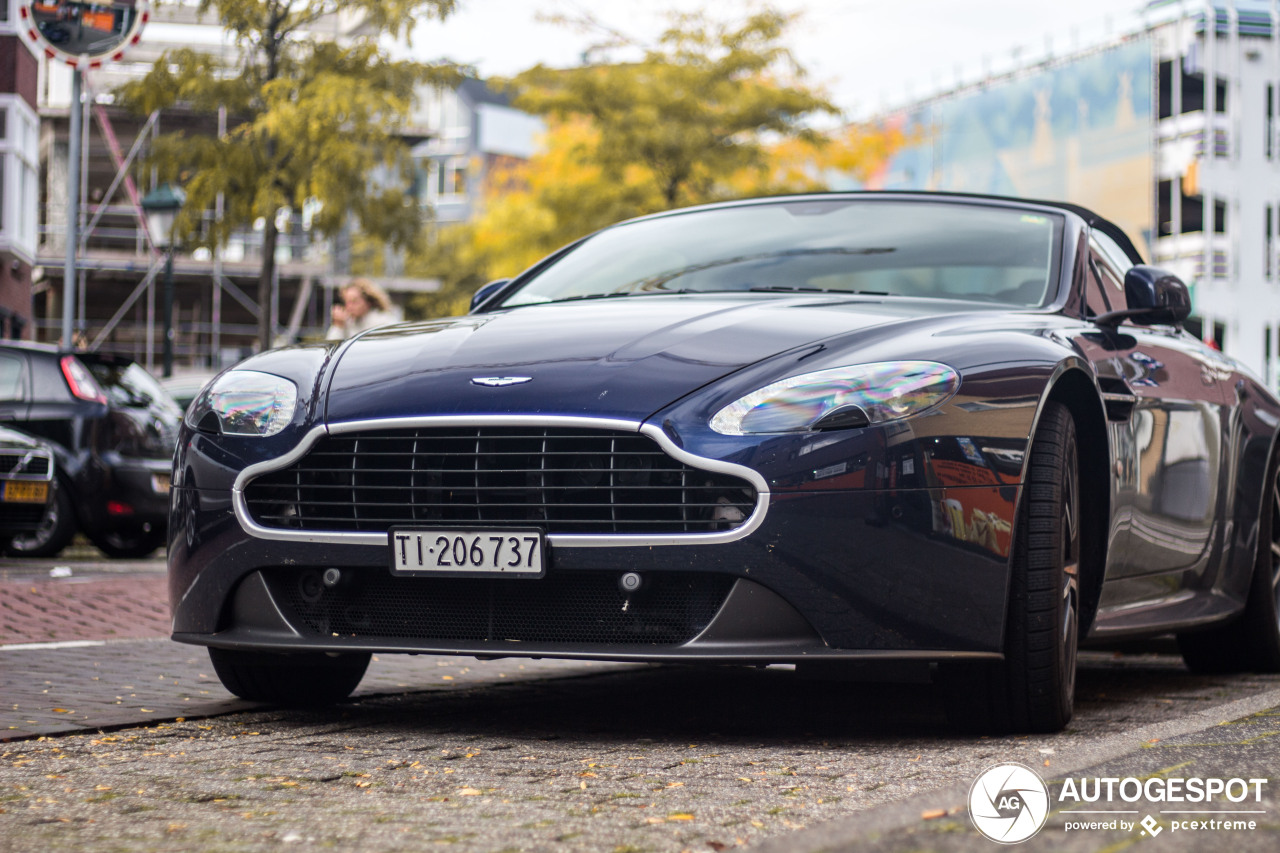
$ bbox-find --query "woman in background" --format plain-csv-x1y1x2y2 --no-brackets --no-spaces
326,278,402,340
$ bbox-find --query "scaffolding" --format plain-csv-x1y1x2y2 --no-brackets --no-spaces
35,77,336,370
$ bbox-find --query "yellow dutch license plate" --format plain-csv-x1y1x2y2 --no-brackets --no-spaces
2,480,49,504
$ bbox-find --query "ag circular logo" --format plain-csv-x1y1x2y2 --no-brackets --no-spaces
968,763,1050,844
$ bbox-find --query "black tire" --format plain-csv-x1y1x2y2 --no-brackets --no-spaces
87,526,166,559
4,476,77,558
1178,448,1280,673
209,648,371,706
942,402,1081,733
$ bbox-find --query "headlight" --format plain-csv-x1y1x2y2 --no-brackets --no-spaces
185,370,298,437
710,361,960,435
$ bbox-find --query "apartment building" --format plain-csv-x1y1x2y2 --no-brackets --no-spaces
864,1,1280,385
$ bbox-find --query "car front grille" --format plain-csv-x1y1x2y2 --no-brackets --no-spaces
0,453,52,477
243,426,757,536
265,568,735,646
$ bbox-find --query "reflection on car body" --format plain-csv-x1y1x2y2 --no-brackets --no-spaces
168,192,1280,733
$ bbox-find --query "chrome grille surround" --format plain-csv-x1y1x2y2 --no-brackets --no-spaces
233,416,770,547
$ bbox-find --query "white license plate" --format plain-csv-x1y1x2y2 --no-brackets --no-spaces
389,528,545,577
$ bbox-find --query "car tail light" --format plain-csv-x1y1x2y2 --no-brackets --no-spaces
107,500,134,516
60,356,107,403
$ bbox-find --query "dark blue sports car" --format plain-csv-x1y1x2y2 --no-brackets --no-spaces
168,192,1280,732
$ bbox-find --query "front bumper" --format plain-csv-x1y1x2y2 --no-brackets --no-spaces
169,481,1017,663
80,455,172,532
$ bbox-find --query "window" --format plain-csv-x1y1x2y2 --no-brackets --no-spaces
0,355,24,402
422,158,468,200
1090,231,1134,277
1267,327,1273,385
0,99,39,260
441,159,467,197
1084,251,1127,320
1157,180,1227,236
1157,59,1229,119
1269,85,1276,160
1269,205,1275,280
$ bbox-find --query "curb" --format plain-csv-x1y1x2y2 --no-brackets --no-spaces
748,685,1280,852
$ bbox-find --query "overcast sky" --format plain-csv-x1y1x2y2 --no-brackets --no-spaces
408,0,1155,117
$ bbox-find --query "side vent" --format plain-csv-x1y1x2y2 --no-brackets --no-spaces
1097,376,1136,422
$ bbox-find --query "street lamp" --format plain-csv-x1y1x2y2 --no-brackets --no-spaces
140,183,186,378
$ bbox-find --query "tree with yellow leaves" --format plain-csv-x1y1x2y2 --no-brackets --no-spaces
406,8,907,317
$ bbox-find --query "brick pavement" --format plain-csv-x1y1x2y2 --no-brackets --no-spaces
0,554,616,743
0,574,171,644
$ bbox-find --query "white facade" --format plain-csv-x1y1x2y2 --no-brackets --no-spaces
867,1,1280,387
1149,3,1280,386
0,0,39,264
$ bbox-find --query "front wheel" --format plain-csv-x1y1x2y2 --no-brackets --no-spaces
4,476,77,558
208,648,371,706
942,401,1081,733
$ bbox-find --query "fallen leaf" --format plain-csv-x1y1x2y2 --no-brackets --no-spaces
458,787,482,796
669,813,695,821
921,809,947,820
51,709,71,715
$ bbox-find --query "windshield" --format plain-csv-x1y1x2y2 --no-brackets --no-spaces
499,199,1062,309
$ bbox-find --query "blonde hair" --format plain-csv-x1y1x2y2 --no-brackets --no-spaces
346,277,392,312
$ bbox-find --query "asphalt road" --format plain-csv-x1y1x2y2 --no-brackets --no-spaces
1,550,1278,852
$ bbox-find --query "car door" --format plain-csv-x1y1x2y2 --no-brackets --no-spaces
1082,231,1232,582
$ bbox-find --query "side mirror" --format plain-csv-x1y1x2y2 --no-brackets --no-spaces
1094,265,1191,327
470,279,511,313
1123,265,1191,324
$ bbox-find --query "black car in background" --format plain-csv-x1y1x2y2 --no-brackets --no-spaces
0,424,56,543
0,343,181,558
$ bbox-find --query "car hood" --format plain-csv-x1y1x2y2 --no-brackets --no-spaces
324,295,972,424
0,425,49,451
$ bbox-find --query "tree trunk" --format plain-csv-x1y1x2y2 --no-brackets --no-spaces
258,215,278,351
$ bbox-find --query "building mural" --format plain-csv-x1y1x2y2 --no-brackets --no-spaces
862,37,1155,260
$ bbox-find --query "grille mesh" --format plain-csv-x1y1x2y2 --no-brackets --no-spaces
244,426,757,535
0,454,52,477
266,568,735,646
